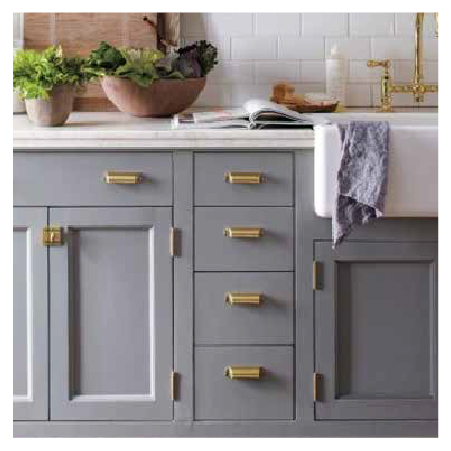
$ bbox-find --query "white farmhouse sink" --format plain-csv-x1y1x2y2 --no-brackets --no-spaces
314,112,438,218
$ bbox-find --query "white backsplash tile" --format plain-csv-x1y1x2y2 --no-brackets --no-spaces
278,37,324,60
209,61,254,85
208,13,253,37
325,38,371,60
300,61,325,83
350,13,395,37
302,13,348,37
180,13,438,108
255,13,300,36
346,84,372,107
255,62,299,84
232,37,277,60
372,37,414,60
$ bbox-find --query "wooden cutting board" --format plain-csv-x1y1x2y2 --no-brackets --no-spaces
24,13,180,111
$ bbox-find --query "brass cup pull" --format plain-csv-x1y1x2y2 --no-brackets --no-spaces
224,171,264,184
103,171,143,185
223,227,264,238
224,366,264,380
225,292,263,306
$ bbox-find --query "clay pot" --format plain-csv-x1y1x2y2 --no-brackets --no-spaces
100,76,206,117
25,84,75,127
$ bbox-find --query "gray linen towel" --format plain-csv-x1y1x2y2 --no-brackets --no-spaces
333,121,389,248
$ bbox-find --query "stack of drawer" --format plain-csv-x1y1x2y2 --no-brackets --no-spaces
193,152,295,421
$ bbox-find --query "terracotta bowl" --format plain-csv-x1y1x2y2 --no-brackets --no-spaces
100,76,206,117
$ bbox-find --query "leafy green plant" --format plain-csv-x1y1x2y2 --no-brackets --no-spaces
84,40,218,87
13,46,87,100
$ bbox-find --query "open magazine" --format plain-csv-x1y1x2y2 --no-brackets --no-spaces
172,99,328,129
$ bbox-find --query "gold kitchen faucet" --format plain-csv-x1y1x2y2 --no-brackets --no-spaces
368,13,438,112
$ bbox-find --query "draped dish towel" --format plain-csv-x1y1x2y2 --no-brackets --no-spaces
333,121,390,248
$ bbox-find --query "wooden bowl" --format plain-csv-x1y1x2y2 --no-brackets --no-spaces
100,76,206,117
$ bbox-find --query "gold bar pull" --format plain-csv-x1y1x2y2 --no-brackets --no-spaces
103,171,143,184
42,226,63,246
225,292,263,306
170,371,178,401
223,227,264,238
224,366,264,380
224,171,264,184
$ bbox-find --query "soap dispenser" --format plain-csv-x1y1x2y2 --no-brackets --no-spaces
326,45,347,110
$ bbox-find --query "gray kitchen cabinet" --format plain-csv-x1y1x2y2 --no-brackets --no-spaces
13,149,438,437
49,207,173,420
13,208,48,421
314,241,438,420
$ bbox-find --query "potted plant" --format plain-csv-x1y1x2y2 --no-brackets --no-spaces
84,41,217,117
13,46,87,127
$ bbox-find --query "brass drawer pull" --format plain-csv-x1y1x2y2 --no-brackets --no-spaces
103,171,143,185
224,366,264,380
225,292,263,306
223,227,264,238
224,171,264,184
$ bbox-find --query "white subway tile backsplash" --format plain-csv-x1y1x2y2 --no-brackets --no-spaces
209,61,254,85
350,13,395,37
183,13,438,108
346,84,372,107
208,13,253,37
325,38,371,59
230,84,273,106
302,13,348,37
300,61,325,83
255,62,299,84
255,13,300,36
372,37,414,60
232,37,277,60
349,61,380,83
279,37,324,60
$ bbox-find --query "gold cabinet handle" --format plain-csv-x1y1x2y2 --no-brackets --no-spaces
223,227,264,238
224,366,264,380
103,171,143,184
225,292,263,306
224,171,264,184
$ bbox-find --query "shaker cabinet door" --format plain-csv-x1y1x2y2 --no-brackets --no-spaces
49,207,173,420
13,208,48,420
314,241,438,420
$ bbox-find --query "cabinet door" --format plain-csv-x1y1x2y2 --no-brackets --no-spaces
13,208,48,420
50,207,173,420
315,241,437,420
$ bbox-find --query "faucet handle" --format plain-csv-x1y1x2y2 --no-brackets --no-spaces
367,59,391,77
367,59,391,69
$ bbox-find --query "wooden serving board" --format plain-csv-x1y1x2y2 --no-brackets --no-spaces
24,13,180,111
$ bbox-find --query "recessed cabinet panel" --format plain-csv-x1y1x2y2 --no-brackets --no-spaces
50,207,173,420
13,208,48,420
314,241,438,420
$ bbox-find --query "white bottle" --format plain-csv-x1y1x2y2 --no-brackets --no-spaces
326,45,347,108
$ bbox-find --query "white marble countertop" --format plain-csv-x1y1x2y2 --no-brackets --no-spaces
13,112,315,149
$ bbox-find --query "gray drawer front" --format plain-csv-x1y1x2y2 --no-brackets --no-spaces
14,152,172,206
195,273,293,345
194,152,293,206
195,207,294,271
194,347,294,420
